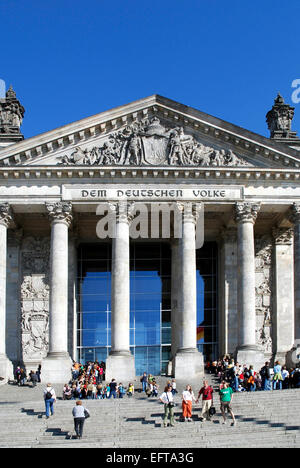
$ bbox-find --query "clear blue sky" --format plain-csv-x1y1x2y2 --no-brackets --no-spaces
1,0,300,140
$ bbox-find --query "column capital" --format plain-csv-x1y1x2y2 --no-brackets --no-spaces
46,202,73,227
0,203,14,228
176,201,202,225
272,227,294,245
108,201,135,224
289,203,300,225
235,202,261,225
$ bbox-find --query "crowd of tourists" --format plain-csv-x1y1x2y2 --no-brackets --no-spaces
205,357,300,392
13,356,300,438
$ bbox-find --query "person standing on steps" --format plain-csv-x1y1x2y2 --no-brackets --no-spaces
182,385,196,422
219,382,236,426
72,400,90,440
43,384,56,419
159,385,176,428
196,380,214,422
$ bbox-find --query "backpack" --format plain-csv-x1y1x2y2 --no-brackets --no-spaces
45,389,53,400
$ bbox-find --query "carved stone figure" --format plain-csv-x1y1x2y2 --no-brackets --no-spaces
59,117,251,168
20,237,50,362
0,86,25,135
266,93,300,141
255,236,273,354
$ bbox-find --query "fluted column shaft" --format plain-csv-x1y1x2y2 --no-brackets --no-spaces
291,203,300,342
110,202,134,355
235,202,260,350
0,204,13,356
47,202,72,356
177,202,200,352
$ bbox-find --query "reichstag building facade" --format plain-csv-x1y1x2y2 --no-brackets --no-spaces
0,89,300,383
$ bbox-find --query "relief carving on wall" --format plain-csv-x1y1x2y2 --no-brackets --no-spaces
21,237,50,361
255,236,273,354
59,118,251,167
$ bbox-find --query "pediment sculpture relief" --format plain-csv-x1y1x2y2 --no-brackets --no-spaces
59,118,251,167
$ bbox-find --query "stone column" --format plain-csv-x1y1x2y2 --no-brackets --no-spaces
219,227,238,356
171,238,181,373
105,201,135,383
41,202,73,383
0,204,14,381
272,227,294,363
174,202,204,379
288,204,300,365
235,202,264,367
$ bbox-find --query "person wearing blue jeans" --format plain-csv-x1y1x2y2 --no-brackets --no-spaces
273,361,283,390
43,384,56,419
108,379,118,399
141,373,148,392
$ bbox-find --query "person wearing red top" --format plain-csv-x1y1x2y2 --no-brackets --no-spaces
196,381,214,421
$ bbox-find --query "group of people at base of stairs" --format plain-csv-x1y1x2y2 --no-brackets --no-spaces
206,357,300,392
14,365,41,387
67,361,135,400
159,379,236,428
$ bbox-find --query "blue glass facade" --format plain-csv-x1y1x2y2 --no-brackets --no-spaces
77,242,218,374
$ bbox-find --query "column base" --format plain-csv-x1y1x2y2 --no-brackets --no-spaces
235,346,265,370
0,354,14,382
174,349,204,380
105,352,136,383
41,353,72,384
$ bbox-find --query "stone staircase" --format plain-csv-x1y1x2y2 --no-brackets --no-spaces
0,376,300,448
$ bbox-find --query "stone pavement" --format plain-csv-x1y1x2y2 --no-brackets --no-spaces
0,376,300,448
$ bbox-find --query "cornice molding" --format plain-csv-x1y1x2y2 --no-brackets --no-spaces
0,165,300,182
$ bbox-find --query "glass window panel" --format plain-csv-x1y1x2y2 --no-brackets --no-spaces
81,312,108,329
133,294,161,311
147,346,161,375
134,347,148,376
79,244,110,260
135,328,160,346
161,277,171,294
160,294,170,311
80,296,110,312
161,345,171,362
132,275,162,294
204,293,216,310
81,330,108,347
162,309,171,325
134,243,161,259
162,328,171,345
134,259,161,273
95,347,109,363
197,258,213,275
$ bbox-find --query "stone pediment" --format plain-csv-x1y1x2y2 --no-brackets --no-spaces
57,117,252,168
0,95,300,170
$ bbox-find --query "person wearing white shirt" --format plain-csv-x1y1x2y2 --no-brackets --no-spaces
159,386,175,427
43,384,56,419
182,385,196,422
